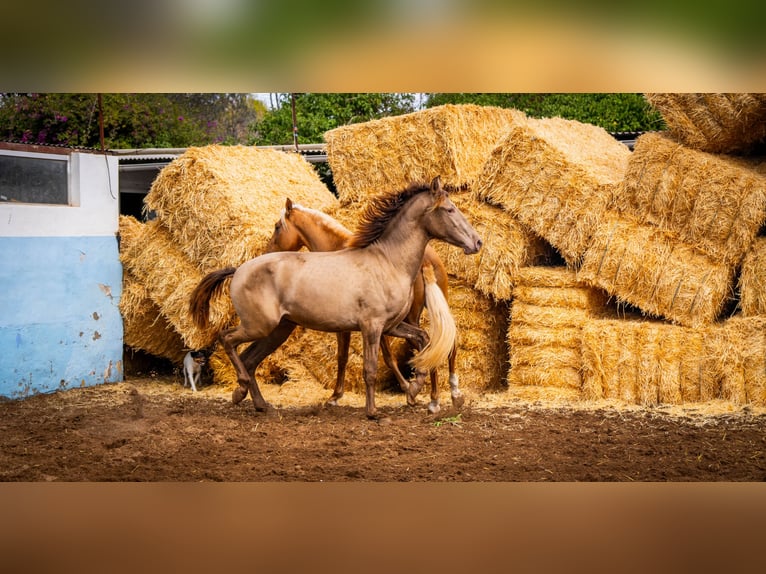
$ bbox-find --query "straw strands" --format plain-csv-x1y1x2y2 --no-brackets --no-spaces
578,212,735,328
120,272,187,365
118,215,187,364
144,145,338,272
614,132,766,266
325,104,527,204
739,237,766,316
474,116,630,265
645,93,766,154
712,316,766,406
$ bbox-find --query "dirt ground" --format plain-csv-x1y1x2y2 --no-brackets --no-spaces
2,370,766,481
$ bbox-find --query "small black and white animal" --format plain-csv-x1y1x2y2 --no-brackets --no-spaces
183,350,208,392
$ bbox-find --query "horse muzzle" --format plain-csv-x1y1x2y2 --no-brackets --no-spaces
463,237,483,255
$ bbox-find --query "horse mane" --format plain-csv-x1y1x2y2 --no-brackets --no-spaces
346,182,431,249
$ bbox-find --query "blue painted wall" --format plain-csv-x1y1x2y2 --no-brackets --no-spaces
0,235,123,398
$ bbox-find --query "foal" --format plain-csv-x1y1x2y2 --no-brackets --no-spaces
264,198,463,414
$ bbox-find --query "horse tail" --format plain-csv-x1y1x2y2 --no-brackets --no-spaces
410,261,457,372
189,267,237,330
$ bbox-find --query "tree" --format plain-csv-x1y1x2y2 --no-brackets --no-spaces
0,93,262,149
425,93,664,132
250,93,417,146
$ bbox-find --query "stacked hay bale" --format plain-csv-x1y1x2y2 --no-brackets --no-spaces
577,132,766,328
119,217,233,350
613,132,766,266
577,213,736,328
325,104,527,204
644,93,766,155
119,97,766,411
575,94,766,407
508,267,610,392
144,145,339,272
474,116,631,266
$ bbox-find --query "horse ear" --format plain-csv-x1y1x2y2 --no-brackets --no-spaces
430,176,442,193
285,198,293,214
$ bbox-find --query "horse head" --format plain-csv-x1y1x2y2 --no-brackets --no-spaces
264,198,305,253
424,176,483,255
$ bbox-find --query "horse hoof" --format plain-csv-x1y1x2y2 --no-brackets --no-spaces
232,386,249,405
451,393,465,409
428,401,441,414
254,402,273,414
326,398,339,407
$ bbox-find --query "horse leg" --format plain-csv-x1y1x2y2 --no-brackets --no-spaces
427,369,440,414
233,318,298,405
447,342,464,409
385,322,429,407
327,331,351,406
379,335,411,394
218,325,271,412
361,326,384,419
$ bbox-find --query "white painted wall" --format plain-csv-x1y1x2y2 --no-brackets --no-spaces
0,152,120,237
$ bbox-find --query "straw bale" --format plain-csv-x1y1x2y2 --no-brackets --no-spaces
144,145,338,272
508,325,581,349
437,279,510,392
510,301,591,329
614,132,766,266
581,319,715,406
578,212,735,328
514,266,611,311
508,367,582,389
324,104,527,204
120,272,187,365
738,237,766,316
118,215,188,363
119,218,234,349
710,316,766,406
474,116,630,265
507,267,610,392
428,195,549,300
644,93,766,154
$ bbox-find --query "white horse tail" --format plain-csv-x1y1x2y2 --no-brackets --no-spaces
410,262,456,372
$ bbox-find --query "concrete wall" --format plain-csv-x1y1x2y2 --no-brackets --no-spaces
0,151,123,398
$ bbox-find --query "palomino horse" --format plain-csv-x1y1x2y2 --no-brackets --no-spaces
189,177,482,419
264,197,462,414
